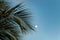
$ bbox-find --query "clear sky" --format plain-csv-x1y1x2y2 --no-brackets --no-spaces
6,0,60,40
24,0,60,40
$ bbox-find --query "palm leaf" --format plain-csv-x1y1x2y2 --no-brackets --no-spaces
5,3,23,16
0,0,34,40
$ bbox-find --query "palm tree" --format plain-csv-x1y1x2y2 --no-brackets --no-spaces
0,0,34,40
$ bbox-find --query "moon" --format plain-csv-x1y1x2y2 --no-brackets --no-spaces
35,25,38,28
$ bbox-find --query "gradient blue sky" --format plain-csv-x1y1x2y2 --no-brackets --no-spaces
7,0,60,40
24,0,60,40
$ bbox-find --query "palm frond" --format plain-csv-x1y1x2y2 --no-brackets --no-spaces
5,3,23,16
0,0,34,40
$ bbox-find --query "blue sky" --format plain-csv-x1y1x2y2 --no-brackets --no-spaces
6,0,60,40
24,0,60,40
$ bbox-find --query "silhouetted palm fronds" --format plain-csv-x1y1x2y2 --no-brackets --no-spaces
0,0,34,40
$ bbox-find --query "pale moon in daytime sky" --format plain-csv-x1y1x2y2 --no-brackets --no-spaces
35,25,38,28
